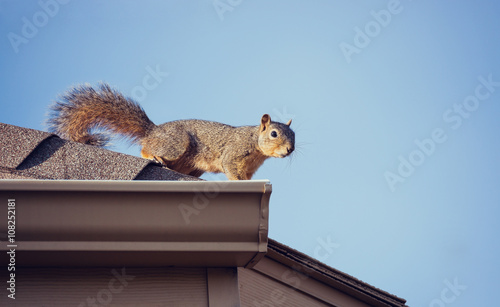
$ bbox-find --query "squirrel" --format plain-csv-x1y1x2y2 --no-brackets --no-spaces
47,83,295,180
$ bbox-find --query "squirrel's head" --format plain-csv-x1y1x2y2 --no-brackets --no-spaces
258,114,295,158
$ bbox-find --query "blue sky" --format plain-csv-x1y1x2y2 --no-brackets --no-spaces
2,1,500,306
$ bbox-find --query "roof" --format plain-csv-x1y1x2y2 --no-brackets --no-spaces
265,239,408,307
0,122,199,181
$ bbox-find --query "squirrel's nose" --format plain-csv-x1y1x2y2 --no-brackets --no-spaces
286,146,294,154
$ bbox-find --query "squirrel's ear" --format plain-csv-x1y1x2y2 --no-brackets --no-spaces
286,119,292,126
260,114,271,132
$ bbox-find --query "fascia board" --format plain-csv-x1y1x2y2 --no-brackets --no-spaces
0,179,272,193
265,240,407,307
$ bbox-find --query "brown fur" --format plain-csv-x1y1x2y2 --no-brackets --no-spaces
48,83,295,180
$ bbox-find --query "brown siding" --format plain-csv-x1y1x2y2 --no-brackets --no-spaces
1,267,208,307
238,268,334,307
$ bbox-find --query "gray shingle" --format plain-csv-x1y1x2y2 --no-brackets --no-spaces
0,123,200,181
0,123,53,168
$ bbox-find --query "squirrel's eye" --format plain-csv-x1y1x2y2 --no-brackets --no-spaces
271,131,278,138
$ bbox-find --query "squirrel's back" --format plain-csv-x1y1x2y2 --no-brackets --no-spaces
47,83,155,146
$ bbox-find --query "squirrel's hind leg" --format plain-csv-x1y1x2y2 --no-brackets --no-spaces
142,125,190,162
140,149,169,166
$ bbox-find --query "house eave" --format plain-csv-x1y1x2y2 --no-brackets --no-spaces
0,179,271,268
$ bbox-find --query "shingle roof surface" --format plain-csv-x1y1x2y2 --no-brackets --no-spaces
0,123,200,181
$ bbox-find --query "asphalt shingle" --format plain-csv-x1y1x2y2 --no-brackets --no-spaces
0,123,200,181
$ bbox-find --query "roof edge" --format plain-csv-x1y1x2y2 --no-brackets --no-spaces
267,239,407,307
0,179,271,193
0,180,271,268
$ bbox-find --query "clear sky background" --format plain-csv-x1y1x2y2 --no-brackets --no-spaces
1,1,500,306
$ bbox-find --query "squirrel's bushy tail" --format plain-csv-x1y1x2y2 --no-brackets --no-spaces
47,83,155,147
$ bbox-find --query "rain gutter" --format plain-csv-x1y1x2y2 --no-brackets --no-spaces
0,180,271,268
